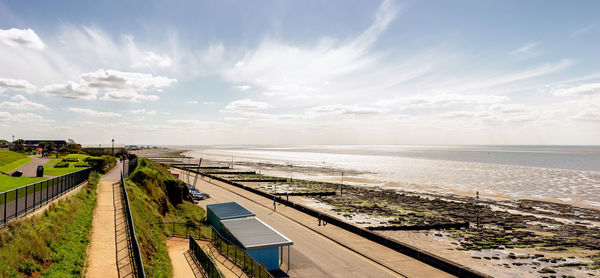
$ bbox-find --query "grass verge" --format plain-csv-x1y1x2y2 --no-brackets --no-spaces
0,171,100,277
0,150,33,173
127,158,205,277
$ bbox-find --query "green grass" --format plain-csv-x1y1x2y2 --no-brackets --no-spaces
0,175,46,192
44,163,83,176
127,158,206,277
0,150,33,173
0,171,99,277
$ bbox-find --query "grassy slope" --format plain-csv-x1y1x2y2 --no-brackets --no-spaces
0,150,33,173
127,158,205,277
0,171,100,277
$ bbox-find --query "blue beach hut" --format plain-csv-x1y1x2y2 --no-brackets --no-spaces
206,202,255,231
220,217,293,271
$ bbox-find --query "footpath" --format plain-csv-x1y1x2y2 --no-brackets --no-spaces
86,162,131,277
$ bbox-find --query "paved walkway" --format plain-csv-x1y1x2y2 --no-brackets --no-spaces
86,162,124,278
12,155,52,177
171,168,453,278
167,238,196,278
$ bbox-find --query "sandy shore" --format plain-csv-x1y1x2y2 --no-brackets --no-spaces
134,148,600,277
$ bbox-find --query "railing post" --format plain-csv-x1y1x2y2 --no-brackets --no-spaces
24,185,28,213
3,193,7,225
15,188,19,217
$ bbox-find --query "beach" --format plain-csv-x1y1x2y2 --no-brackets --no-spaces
139,146,600,277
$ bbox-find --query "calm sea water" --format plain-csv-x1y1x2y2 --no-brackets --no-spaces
183,145,600,207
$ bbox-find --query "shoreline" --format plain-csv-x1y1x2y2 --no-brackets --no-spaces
134,147,600,277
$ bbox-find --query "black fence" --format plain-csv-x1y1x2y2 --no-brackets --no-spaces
159,222,273,278
0,168,91,227
124,155,138,178
189,236,223,278
119,173,146,278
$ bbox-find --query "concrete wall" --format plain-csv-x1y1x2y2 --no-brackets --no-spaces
207,208,220,231
247,247,279,270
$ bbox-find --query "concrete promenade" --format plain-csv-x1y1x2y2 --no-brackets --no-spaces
86,162,126,278
173,168,453,278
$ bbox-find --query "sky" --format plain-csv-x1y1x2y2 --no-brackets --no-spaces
0,0,599,145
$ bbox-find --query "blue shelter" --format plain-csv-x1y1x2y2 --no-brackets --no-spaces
206,202,255,231
221,217,293,271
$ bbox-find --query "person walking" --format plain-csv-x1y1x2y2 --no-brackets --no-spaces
273,196,277,211
318,214,322,226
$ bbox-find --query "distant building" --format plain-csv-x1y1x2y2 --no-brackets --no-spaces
23,140,68,149
81,143,126,155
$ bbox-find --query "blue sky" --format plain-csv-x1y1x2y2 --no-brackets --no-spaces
0,0,599,145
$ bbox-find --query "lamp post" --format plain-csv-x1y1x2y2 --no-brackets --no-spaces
112,138,115,156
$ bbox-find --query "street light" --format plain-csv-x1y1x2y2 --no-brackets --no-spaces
112,138,115,156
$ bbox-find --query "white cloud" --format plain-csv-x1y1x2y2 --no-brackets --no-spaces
0,28,45,50
306,104,385,116
376,93,509,109
40,69,175,101
510,42,537,55
571,110,600,122
222,0,399,102
101,91,160,102
488,103,530,114
64,107,122,118
186,100,198,104
81,69,176,91
553,83,600,97
0,78,37,93
224,99,271,111
129,109,157,115
132,51,172,68
0,111,50,123
0,94,50,111
233,85,252,91
41,81,96,100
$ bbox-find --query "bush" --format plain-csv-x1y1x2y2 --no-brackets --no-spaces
61,157,79,162
54,162,69,168
85,156,117,173
74,162,89,167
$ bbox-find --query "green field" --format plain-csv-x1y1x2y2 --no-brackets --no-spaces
43,163,87,176
0,150,33,173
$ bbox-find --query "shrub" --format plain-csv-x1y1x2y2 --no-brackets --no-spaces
61,157,79,162
54,162,69,168
74,162,89,167
85,156,116,173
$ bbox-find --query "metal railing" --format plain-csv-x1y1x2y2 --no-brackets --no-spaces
159,222,274,278
124,155,138,178
0,168,91,227
189,236,224,278
119,173,146,278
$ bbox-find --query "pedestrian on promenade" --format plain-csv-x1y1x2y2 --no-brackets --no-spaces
318,214,322,226
273,196,276,211
286,192,289,202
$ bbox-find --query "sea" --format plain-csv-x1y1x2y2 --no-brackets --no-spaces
182,145,600,207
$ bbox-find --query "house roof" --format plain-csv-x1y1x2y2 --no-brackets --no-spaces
221,217,293,250
207,202,255,220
